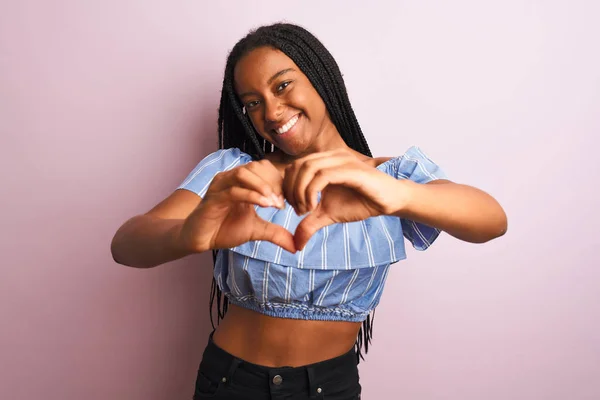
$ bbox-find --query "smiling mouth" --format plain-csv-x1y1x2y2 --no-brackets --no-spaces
274,114,300,135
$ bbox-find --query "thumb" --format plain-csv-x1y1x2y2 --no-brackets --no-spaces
250,217,297,254
294,209,334,251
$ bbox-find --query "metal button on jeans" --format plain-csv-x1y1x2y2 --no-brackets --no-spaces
272,375,283,385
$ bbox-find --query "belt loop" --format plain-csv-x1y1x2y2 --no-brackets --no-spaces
223,358,241,387
306,366,322,399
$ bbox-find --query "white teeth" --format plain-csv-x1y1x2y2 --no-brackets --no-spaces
276,115,299,135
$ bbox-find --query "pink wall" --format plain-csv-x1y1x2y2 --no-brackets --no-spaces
2,1,599,399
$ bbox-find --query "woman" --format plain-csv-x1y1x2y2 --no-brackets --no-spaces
111,23,507,400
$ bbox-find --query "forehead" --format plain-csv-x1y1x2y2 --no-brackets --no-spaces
233,47,298,90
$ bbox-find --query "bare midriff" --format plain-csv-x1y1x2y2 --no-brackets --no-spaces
211,304,362,367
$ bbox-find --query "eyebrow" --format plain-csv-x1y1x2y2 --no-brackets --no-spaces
267,68,295,84
239,68,296,98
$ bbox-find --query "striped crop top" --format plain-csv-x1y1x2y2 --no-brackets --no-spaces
177,146,447,322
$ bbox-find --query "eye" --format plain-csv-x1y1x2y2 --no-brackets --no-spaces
246,100,260,110
276,81,292,92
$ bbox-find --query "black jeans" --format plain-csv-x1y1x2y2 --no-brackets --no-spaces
193,334,362,399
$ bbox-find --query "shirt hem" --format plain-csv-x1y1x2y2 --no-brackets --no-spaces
227,297,369,323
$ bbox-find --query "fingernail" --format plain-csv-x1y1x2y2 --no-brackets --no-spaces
271,194,280,207
261,196,274,207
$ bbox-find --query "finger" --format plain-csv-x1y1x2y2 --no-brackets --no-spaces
284,152,346,214
305,167,368,211
283,154,328,214
294,156,350,214
223,186,277,208
251,217,297,253
228,167,283,208
282,164,299,214
293,208,334,251
246,160,285,206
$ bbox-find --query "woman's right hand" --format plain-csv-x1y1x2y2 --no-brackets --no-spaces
178,160,296,254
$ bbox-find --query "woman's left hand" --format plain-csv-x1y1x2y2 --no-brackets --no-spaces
282,149,408,250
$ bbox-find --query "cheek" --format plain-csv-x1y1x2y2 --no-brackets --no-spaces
308,88,327,116
248,115,261,131
248,116,277,144
293,87,325,119
245,114,265,136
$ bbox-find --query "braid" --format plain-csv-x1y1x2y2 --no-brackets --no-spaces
210,22,376,363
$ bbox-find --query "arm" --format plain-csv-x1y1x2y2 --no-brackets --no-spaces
110,189,201,268
393,179,508,243
284,148,508,250
111,159,295,267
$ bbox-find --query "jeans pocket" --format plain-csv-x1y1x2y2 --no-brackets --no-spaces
193,370,223,399
320,379,361,400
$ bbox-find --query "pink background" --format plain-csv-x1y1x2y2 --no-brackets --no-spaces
1,1,599,399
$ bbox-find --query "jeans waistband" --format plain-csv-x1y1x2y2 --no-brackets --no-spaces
199,332,359,398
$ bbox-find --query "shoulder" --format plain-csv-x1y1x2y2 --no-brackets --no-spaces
376,146,449,183
177,147,253,196
361,146,434,168
203,147,254,165
362,156,394,168
190,147,255,173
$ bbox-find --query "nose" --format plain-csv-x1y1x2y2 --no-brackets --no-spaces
263,96,283,122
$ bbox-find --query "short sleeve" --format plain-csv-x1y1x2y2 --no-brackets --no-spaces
177,148,251,197
391,146,448,184
391,146,449,251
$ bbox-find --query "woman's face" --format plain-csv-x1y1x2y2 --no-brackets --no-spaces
233,46,339,158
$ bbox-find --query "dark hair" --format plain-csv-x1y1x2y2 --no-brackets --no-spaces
210,22,375,362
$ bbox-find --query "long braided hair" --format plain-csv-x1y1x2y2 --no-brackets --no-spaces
210,22,375,362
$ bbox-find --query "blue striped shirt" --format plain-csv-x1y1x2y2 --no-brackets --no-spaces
178,146,447,322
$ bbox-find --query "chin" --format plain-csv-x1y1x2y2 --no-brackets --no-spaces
277,147,300,157
283,143,312,158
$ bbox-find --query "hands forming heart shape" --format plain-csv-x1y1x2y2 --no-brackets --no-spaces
180,149,409,254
